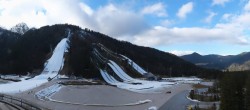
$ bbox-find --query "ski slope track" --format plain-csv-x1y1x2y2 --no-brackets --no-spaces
35,30,71,80
120,55,147,75
0,30,71,93
101,59,175,93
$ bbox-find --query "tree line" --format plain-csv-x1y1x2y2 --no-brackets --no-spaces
220,71,250,110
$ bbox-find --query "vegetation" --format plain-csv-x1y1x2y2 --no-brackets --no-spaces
189,82,220,102
219,71,250,110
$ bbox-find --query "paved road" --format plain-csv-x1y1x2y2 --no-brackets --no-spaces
159,90,220,110
159,90,194,110
0,102,18,110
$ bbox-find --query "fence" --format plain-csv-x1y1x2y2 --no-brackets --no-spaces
0,93,45,110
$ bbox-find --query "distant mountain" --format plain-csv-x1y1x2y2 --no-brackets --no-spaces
10,23,29,35
0,24,218,79
181,52,250,71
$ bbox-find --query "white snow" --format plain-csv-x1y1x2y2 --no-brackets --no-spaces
120,55,147,75
108,60,135,82
0,78,47,93
163,77,201,84
147,106,158,110
100,61,175,93
37,38,68,80
0,31,70,93
35,84,62,101
186,95,200,102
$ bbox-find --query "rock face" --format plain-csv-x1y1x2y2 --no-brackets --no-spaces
227,61,250,71
10,23,29,35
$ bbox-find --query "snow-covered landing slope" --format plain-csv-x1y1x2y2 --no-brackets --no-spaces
100,69,174,93
101,60,175,93
35,38,68,80
0,31,70,93
120,55,147,75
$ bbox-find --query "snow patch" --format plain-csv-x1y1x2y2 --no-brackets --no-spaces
186,95,201,102
163,77,201,84
35,84,62,101
0,77,47,93
147,106,158,110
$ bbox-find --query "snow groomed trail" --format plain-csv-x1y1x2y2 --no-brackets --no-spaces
34,38,68,80
120,55,147,75
100,59,175,93
92,44,176,93
0,31,71,93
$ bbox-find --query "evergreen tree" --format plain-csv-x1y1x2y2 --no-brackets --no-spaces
246,74,250,110
220,72,246,110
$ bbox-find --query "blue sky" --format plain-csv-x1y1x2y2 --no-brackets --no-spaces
0,0,250,55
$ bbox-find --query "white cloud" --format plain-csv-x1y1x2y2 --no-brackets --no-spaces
221,13,233,21
204,11,217,23
132,26,249,47
161,19,174,27
0,0,148,38
79,3,93,16
244,0,250,11
0,0,249,49
212,0,230,6
177,2,194,19
141,3,167,17
169,50,195,56
93,4,149,37
0,0,89,29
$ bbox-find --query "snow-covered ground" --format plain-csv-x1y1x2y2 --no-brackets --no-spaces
0,32,70,93
37,37,69,80
100,60,176,93
100,60,202,93
163,77,202,84
200,81,214,86
35,84,63,101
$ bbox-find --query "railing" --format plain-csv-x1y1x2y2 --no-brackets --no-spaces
0,93,45,110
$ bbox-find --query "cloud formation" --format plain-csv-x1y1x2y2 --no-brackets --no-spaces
177,2,193,19
245,0,250,11
169,50,195,56
141,3,167,17
0,0,249,49
0,0,149,38
204,11,217,23
212,0,230,6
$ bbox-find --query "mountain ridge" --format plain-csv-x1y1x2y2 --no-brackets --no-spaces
181,52,250,71
0,24,219,79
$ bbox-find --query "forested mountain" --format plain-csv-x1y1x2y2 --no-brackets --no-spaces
181,52,250,71
0,27,20,73
0,24,219,78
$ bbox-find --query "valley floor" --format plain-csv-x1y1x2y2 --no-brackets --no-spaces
13,79,192,110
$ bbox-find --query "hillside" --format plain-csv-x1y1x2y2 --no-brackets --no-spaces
181,52,250,70
0,24,218,79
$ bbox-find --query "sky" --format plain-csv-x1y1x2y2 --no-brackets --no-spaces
0,0,250,56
